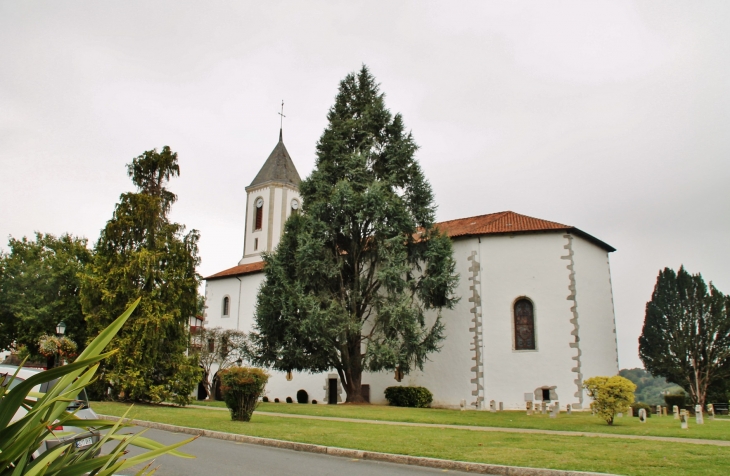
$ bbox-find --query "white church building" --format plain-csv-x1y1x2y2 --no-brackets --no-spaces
202,131,619,410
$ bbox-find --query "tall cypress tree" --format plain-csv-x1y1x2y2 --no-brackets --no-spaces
639,266,730,408
250,66,458,402
81,146,201,404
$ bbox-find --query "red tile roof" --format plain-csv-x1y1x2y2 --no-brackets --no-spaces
204,211,614,281
434,211,615,251
204,261,265,280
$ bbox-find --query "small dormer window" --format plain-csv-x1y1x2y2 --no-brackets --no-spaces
255,198,264,230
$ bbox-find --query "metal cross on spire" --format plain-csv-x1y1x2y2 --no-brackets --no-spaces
278,100,286,130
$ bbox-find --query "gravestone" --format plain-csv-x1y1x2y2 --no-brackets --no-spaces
617,412,623,418
542,403,547,415
638,408,647,423
566,404,572,415
680,412,688,429
489,400,496,413
673,405,679,419
656,405,662,416
695,404,704,425
707,404,715,421
662,406,667,416
554,401,560,415
526,401,533,415
460,399,466,411
499,401,504,411
628,406,633,417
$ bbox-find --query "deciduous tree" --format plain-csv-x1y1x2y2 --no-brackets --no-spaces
249,66,458,402
0,233,92,366
81,146,201,405
639,266,730,408
193,327,247,399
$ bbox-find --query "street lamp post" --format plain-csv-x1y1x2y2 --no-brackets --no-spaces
55,322,66,367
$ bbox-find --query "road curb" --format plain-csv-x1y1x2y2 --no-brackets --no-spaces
100,414,616,476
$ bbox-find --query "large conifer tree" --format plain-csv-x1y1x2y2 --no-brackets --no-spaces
81,146,201,404
639,266,730,408
249,67,458,402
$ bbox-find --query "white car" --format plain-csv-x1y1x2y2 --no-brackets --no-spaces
0,364,101,456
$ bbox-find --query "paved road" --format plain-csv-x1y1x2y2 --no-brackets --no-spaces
113,426,472,475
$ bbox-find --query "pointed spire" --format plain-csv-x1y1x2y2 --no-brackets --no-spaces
247,132,301,188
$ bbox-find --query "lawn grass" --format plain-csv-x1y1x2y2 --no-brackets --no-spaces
95,402,730,476
191,400,730,441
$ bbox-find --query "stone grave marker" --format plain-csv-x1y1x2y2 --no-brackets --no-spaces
499,401,504,411
489,400,496,413
680,412,688,429
628,406,633,417
460,399,466,411
617,412,623,418
662,406,668,416
638,408,646,423
656,405,662,416
566,404,572,415
695,404,704,424
542,403,547,414
707,404,715,421
673,405,679,419
526,401,533,416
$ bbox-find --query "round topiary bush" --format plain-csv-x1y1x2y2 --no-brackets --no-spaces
219,366,269,422
384,386,433,408
274,398,279,403
296,389,309,404
262,396,269,402
286,396,293,403
311,400,317,404
664,393,686,409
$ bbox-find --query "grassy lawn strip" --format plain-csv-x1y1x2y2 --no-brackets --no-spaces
96,402,730,476
191,400,730,441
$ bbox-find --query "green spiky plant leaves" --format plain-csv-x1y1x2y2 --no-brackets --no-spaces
0,298,195,475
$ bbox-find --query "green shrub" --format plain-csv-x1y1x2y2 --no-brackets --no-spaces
312,400,318,404
286,396,293,403
384,386,433,408
631,401,653,418
664,392,686,409
262,396,269,402
219,366,269,421
296,389,308,404
583,375,636,425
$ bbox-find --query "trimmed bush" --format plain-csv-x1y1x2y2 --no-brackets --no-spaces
297,389,309,404
630,402,652,418
274,398,279,403
286,396,293,403
664,392,686,409
384,386,433,408
312,400,318,404
583,375,636,425
262,396,269,402
219,366,269,422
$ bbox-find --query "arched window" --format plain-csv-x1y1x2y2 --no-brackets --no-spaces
514,299,535,350
222,296,230,317
254,197,264,230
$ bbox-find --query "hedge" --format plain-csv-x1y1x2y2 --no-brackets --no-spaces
384,386,433,408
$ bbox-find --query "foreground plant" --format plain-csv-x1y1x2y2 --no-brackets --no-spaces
0,298,195,475
584,375,636,425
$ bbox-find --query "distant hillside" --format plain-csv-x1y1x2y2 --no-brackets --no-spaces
619,368,684,405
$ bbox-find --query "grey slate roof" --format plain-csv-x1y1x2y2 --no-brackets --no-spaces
248,130,301,188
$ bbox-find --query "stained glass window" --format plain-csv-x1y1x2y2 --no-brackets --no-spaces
514,299,535,350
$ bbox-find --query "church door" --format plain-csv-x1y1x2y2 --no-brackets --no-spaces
328,378,338,404
362,384,370,403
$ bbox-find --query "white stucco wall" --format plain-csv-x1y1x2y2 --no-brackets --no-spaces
203,231,618,410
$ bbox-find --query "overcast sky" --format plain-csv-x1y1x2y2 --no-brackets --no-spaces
1,1,728,369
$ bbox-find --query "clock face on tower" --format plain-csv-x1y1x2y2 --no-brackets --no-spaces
256,198,264,208
291,199,299,210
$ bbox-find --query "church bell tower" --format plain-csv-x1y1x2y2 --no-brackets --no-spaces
239,129,302,265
